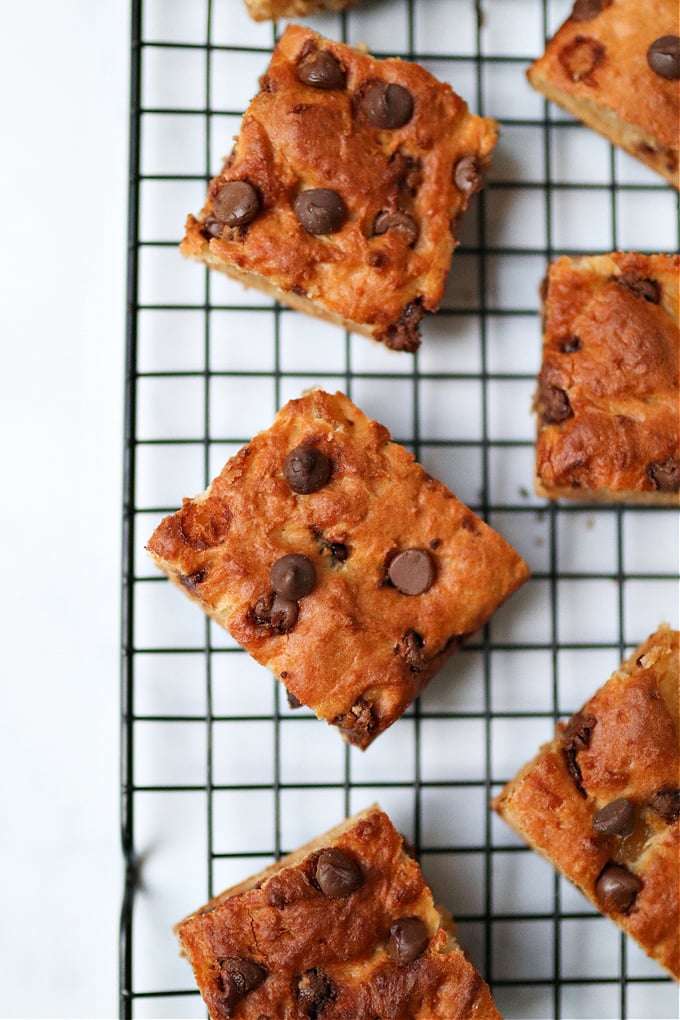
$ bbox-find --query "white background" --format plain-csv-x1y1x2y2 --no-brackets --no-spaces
1,2,128,1015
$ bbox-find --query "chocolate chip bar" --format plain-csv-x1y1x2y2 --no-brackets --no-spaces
147,390,529,748
181,25,498,352
493,625,680,980
244,0,359,19
527,0,679,188
175,805,502,1018
535,252,680,504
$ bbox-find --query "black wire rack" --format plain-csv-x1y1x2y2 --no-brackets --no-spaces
120,1,680,1017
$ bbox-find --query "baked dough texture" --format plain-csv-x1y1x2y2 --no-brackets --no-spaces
175,805,502,1018
527,0,679,188
535,252,680,504
244,0,358,20
181,25,498,352
147,390,529,748
494,625,680,981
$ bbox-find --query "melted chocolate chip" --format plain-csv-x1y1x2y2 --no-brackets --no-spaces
570,0,612,20
297,968,335,1019
214,181,260,228
592,797,635,836
647,35,680,81
313,848,363,898
559,35,606,82
388,548,435,595
400,630,427,672
329,542,349,564
595,863,642,914
387,917,429,966
649,788,680,823
647,457,680,492
284,445,332,494
179,567,209,592
286,689,303,710
252,592,299,633
294,189,346,235
373,210,419,246
334,698,376,744
538,384,573,425
560,335,582,353
454,155,482,196
203,215,226,239
218,957,266,1014
384,299,424,353
562,712,596,797
297,49,346,90
362,81,414,129
270,554,316,600
615,272,660,303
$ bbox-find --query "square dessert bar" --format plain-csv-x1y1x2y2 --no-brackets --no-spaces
494,625,680,980
527,0,679,188
175,805,502,1019
181,25,498,352
244,0,358,20
147,390,529,748
535,252,680,504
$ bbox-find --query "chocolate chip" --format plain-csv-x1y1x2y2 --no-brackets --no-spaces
294,189,346,235
649,788,680,823
538,384,573,425
615,272,660,303
592,798,635,836
562,712,596,797
334,698,376,744
297,968,335,1018
286,689,303,710
559,35,606,82
595,863,642,914
284,445,332,494
270,554,316,600
570,0,612,21
313,848,363,898
387,917,429,966
384,299,424,353
454,155,482,196
648,457,680,492
647,35,680,81
373,210,419,246
400,630,428,672
214,181,260,228
388,549,435,595
218,957,266,1014
179,567,209,592
560,335,582,353
203,215,226,239
297,49,345,90
362,81,414,129
329,542,349,564
252,592,299,633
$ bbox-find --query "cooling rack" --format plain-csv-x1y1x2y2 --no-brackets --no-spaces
120,0,680,1016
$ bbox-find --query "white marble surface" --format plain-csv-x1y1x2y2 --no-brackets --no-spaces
1,2,128,1015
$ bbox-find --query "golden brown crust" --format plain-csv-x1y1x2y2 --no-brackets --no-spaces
527,0,679,188
493,625,680,981
147,390,529,748
181,25,498,351
244,0,358,19
176,806,502,1019
535,252,680,504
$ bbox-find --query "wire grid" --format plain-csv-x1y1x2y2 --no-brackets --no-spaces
120,1,680,1017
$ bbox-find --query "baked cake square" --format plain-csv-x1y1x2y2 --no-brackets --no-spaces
181,24,498,352
527,0,679,188
535,252,680,504
175,805,502,1018
244,0,359,20
493,625,680,980
147,389,529,748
